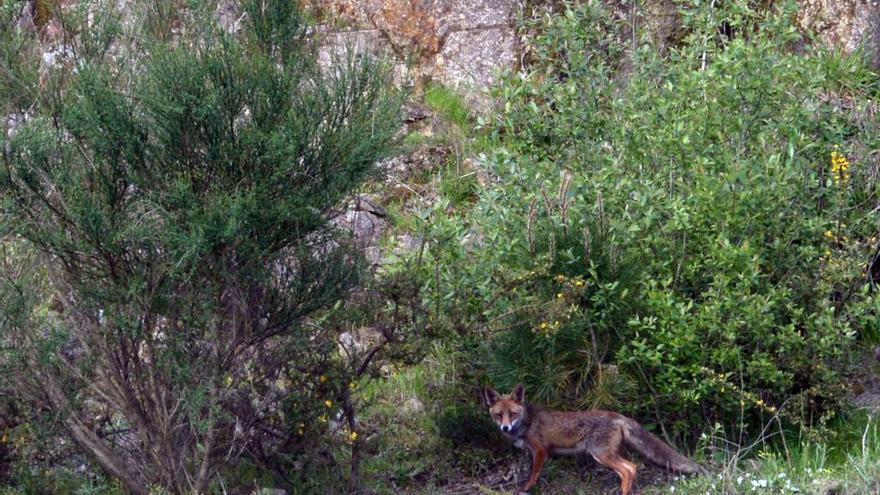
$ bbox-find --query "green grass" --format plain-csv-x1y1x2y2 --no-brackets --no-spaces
355,343,515,493
395,84,497,214
437,162,479,208
424,84,470,129
645,412,880,495
0,468,125,495
354,349,880,495
402,130,432,148
358,362,445,492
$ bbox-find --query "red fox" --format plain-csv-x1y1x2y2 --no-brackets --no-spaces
483,384,704,494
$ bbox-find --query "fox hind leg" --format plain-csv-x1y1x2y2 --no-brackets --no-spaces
592,451,637,495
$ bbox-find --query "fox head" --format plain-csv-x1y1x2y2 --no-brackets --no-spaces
482,383,526,434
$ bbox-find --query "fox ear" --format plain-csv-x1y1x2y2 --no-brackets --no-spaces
511,383,525,403
482,387,500,408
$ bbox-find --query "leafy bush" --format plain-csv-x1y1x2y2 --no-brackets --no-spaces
421,0,880,444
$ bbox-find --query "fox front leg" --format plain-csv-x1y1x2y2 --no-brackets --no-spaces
517,444,548,494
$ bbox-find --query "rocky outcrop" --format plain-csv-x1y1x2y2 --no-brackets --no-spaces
331,195,389,267
311,0,518,111
797,0,880,67
312,0,880,115
642,0,685,50
609,0,880,63
434,26,516,106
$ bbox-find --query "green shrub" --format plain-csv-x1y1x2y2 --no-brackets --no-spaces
419,0,880,445
0,0,401,492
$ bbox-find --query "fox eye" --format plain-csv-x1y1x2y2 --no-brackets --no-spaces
509,413,518,419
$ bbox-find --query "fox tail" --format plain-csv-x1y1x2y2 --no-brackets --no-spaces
621,418,705,474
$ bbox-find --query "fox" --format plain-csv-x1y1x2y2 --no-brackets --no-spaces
482,384,704,494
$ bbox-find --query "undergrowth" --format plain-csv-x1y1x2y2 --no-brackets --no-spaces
363,0,880,492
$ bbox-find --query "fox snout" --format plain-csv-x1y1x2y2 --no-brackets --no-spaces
498,419,520,433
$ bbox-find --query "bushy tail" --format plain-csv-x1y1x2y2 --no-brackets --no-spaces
621,418,705,474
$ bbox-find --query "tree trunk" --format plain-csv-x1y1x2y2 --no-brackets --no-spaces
40,372,149,495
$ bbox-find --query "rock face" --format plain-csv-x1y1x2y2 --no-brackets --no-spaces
642,0,685,50
317,29,385,70
797,0,880,67
311,0,517,111
311,0,880,114
435,26,516,105
331,196,389,267
619,0,880,64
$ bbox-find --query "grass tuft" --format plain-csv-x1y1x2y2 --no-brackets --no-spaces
424,84,470,129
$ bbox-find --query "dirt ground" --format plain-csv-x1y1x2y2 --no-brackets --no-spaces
409,455,681,494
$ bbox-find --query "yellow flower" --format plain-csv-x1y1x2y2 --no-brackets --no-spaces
349,382,357,390
824,230,834,239
539,322,549,330
574,280,585,287
830,150,850,184
349,431,358,441
319,375,328,383
324,399,333,408
556,292,563,299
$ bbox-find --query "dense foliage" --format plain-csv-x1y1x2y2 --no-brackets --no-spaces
420,0,880,445
4,0,880,492
0,0,399,492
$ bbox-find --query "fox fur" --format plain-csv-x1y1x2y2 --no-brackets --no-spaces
483,384,704,494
